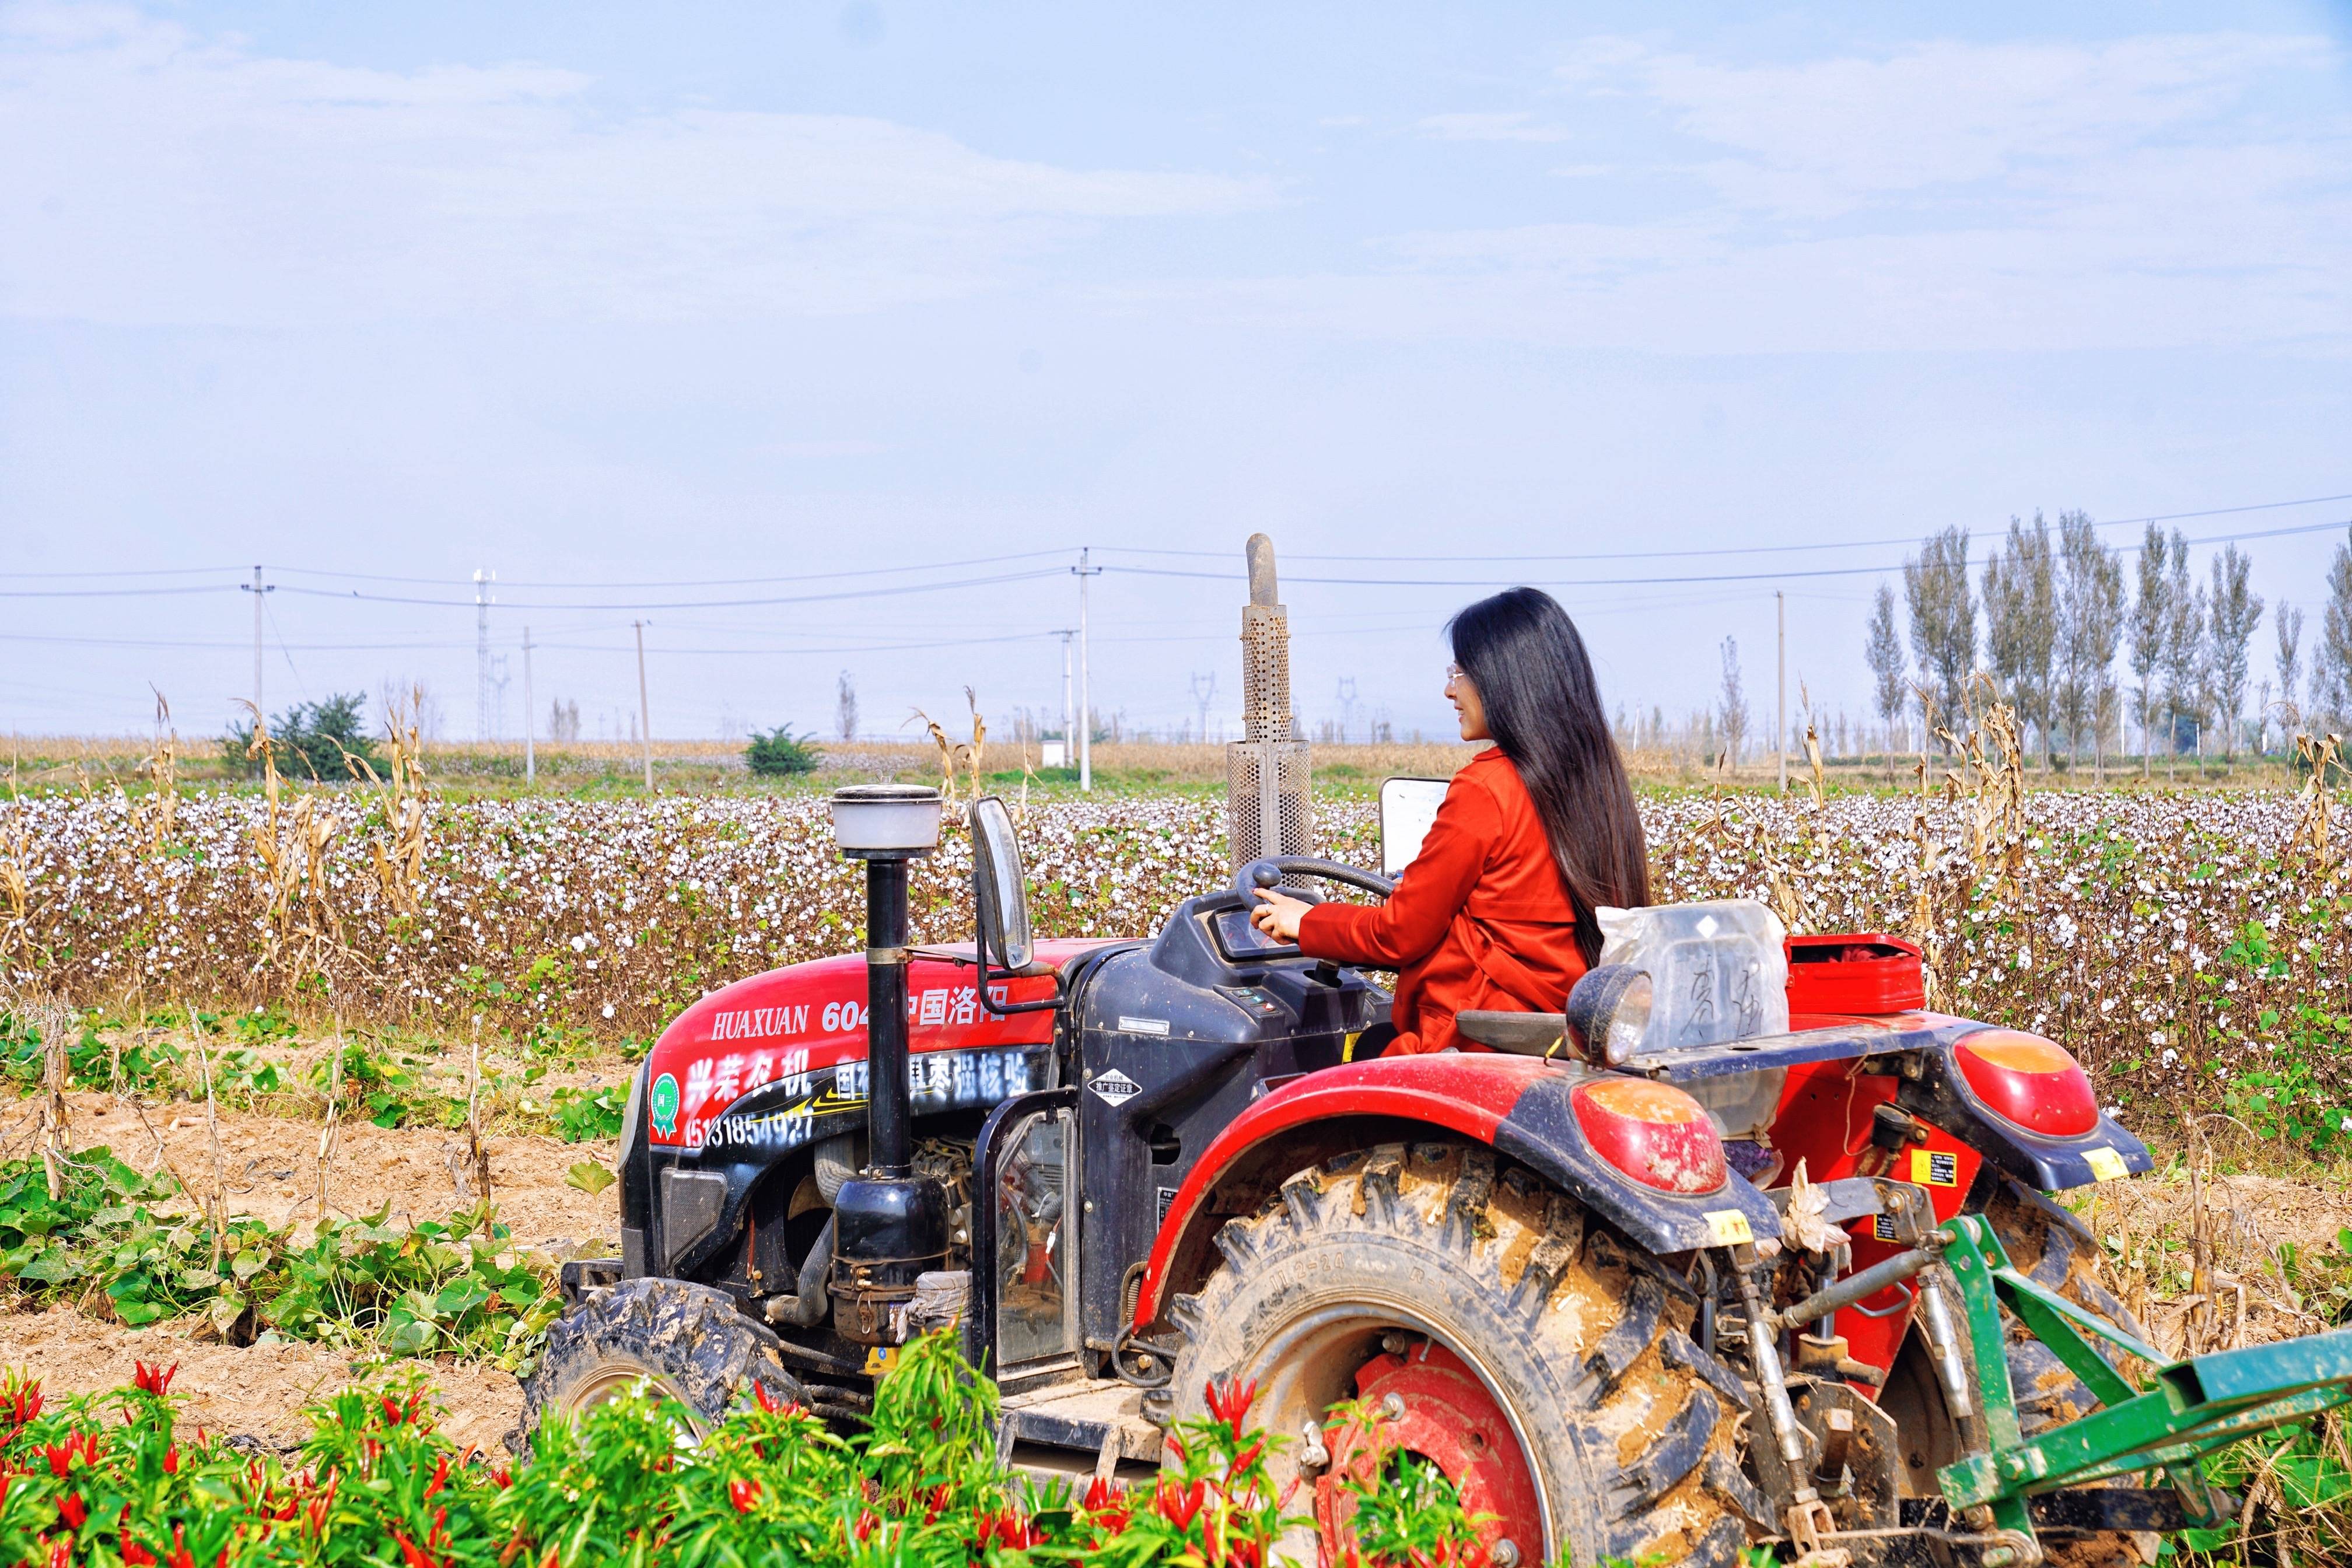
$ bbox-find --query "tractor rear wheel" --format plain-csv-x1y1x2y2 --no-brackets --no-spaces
1987,1177,2160,1567
1163,1140,1769,1568
522,1278,804,1442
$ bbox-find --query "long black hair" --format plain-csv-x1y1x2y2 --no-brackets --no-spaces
1447,587,1649,967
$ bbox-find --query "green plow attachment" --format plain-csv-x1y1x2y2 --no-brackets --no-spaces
1932,1214,2352,1545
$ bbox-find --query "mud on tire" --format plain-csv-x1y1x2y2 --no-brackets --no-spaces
1163,1140,1768,1568
522,1278,804,1440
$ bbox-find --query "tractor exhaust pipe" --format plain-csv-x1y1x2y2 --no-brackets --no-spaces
824,783,951,1345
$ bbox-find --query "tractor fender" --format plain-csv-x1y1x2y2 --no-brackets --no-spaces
1897,1041,2154,1194
1132,1054,1783,1329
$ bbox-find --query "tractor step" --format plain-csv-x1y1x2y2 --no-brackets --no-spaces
995,1378,1163,1489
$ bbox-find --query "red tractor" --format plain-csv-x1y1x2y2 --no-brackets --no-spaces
517,780,2351,1568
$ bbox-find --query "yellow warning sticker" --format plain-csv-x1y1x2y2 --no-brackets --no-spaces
1910,1149,1961,1188
2085,1146,2129,1183
1704,1209,1754,1247
862,1346,901,1376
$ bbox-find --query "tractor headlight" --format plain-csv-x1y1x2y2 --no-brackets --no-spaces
1566,965,1654,1066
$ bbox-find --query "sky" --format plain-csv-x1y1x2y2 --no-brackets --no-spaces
4,1,2350,747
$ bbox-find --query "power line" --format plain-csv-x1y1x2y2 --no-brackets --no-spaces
260,547,1078,590
1103,518,2349,590
270,566,1071,611
1092,491,2352,564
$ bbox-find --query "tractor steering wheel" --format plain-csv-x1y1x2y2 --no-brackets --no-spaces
1233,856,1397,905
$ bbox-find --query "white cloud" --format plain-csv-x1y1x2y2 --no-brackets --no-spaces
1415,111,1573,144
1295,30,2352,355
0,3,1276,325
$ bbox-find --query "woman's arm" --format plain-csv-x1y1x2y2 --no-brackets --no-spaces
1254,775,1501,968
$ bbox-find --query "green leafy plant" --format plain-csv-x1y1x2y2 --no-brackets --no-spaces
222,691,386,780
0,1149,557,1366
547,1084,625,1142
746,726,822,776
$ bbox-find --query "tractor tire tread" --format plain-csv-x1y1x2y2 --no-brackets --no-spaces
1164,1138,1754,1568
521,1277,801,1444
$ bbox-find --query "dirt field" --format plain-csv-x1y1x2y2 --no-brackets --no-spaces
0,1090,620,1450
5,1079,2352,1454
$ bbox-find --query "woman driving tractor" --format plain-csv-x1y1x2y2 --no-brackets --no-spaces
1249,586,1647,1054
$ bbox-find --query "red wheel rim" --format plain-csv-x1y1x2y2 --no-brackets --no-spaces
1314,1342,1541,1565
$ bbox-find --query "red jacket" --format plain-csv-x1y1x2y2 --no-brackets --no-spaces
1297,747,1586,1055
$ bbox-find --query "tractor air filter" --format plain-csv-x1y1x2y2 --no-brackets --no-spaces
1226,533,1314,876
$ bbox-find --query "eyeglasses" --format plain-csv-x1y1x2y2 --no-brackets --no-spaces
1444,663,1465,688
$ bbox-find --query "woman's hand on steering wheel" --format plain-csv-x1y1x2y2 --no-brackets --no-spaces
1250,887,1314,943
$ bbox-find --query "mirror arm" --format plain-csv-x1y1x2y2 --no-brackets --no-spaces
975,940,1065,1016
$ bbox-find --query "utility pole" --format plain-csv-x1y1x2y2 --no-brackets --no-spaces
632,620,654,791
522,626,536,784
1776,590,1787,793
1073,550,1102,791
1054,630,1076,763
1336,676,1359,744
474,569,495,742
239,566,274,718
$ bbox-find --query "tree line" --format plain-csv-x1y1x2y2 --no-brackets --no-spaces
1864,516,2352,777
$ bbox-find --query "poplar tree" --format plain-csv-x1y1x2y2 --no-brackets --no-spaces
1718,637,1750,769
2159,530,2203,777
1903,526,1975,750
2126,523,2169,778
2205,544,2263,762
2317,526,2352,731
1983,514,2056,764
2274,603,2304,739
2056,512,2124,780
1865,582,1908,785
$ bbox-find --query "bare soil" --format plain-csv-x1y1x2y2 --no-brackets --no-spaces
0,1090,622,1448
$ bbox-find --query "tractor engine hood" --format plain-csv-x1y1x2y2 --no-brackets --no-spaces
617,938,1116,1280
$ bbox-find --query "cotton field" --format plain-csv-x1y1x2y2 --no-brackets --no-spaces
2,782,2346,1142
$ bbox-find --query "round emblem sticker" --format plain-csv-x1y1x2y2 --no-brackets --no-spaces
649,1073,680,1138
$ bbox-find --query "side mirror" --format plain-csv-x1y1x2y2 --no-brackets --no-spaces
1377,776,1450,876
969,796,1035,972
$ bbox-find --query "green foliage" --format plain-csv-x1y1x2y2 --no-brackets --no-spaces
746,726,823,777
222,691,385,780
0,1149,556,1366
309,1040,454,1130
546,1084,625,1143
2210,919,2352,1154
0,1334,1489,1568
1,1010,181,1094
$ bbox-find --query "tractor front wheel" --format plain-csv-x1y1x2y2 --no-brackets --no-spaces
522,1278,804,1443
1163,1140,1768,1568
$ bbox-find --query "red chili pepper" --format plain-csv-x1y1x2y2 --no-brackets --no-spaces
1153,1479,1206,1532
424,1454,450,1500
131,1362,180,1398
5,1381,44,1427
42,1443,71,1479
163,1445,180,1476
119,1506,160,1567
1203,1376,1258,1438
57,1494,86,1530
728,1478,759,1514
